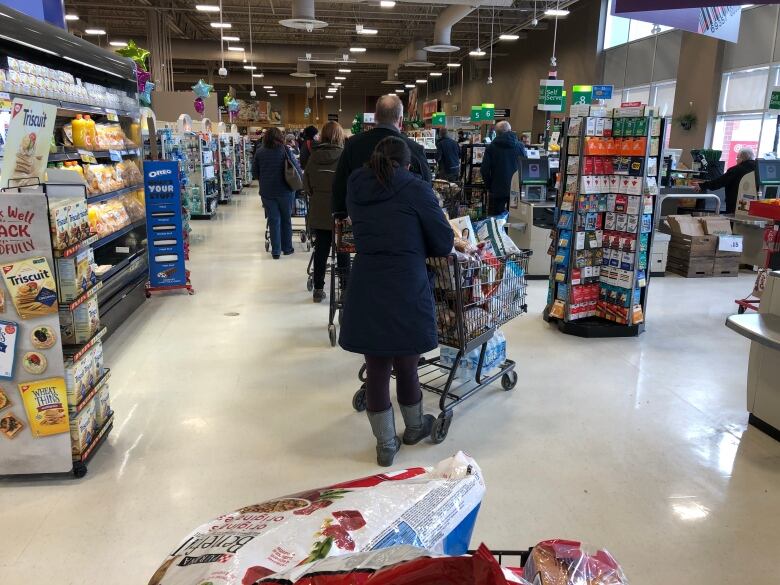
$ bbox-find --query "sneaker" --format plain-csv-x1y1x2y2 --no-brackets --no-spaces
313,289,326,303
272,254,280,260
283,249,295,256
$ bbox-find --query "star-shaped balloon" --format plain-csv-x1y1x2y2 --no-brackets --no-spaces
191,79,213,99
228,98,240,112
223,93,233,107
136,67,151,93
116,40,149,70
139,81,155,107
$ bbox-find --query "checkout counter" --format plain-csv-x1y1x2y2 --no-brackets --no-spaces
507,156,557,279
727,271,780,441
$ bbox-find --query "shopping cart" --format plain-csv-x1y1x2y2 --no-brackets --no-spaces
264,192,311,252
352,249,531,442
328,218,356,346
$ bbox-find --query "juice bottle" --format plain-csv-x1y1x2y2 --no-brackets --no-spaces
84,114,97,149
72,114,86,148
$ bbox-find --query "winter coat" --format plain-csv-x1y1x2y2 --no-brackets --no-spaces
300,139,316,168
700,158,757,214
303,143,343,230
252,144,303,200
332,126,432,216
436,136,461,174
338,167,455,357
481,132,528,200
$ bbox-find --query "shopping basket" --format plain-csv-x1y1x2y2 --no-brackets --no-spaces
264,192,311,252
328,218,355,346
352,249,531,442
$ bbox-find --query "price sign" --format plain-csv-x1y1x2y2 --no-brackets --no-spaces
108,150,122,162
105,109,119,122
78,149,96,163
718,235,743,253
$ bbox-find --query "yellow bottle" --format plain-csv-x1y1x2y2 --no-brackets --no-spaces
84,114,97,149
72,114,86,148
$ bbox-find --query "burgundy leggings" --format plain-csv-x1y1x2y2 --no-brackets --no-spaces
364,354,422,412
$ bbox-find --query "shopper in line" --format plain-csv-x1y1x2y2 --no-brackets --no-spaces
694,147,757,214
339,137,454,467
332,94,432,216
435,128,461,182
304,121,347,303
299,125,319,168
481,120,528,216
252,127,303,259
285,133,300,158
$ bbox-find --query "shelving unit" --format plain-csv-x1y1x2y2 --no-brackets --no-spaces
544,103,665,337
243,137,254,185
217,133,236,202
458,143,488,220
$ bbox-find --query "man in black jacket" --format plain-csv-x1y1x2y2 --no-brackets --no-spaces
695,147,757,214
332,94,431,215
435,128,461,182
481,120,527,216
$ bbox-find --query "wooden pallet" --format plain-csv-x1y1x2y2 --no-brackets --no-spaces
666,255,714,278
713,257,740,278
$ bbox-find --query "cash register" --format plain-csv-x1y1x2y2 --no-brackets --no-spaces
508,156,556,278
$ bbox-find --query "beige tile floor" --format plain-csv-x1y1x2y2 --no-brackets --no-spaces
2,188,779,585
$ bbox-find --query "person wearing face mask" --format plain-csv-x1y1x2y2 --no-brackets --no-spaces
338,136,454,467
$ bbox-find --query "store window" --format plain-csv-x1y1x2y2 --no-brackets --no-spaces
603,0,673,49
719,67,770,112
712,115,763,166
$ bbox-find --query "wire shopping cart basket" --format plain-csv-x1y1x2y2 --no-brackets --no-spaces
328,218,356,346
352,249,531,442
264,192,311,253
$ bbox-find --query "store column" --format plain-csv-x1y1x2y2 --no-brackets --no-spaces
668,32,723,165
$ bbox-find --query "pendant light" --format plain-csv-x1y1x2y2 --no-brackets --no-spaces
469,8,485,57
487,7,495,84
248,0,256,97
218,0,227,76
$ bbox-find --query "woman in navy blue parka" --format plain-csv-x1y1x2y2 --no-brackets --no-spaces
339,137,454,466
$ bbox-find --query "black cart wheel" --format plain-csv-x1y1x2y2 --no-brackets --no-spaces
352,385,367,412
358,363,367,382
738,305,746,314
328,324,337,347
264,240,270,252
301,232,307,243
501,371,518,391
431,413,452,444
73,461,87,478
307,276,314,292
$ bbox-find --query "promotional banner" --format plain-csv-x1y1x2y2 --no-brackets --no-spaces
144,161,187,288
0,192,72,475
592,85,614,100
422,99,439,120
613,2,743,43
0,98,57,189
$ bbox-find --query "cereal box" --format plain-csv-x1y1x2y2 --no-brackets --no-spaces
18,377,69,437
95,386,111,427
69,398,96,456
1,256,58,319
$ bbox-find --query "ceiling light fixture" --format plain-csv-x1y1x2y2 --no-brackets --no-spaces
227,46,244,51
544,8,570,16
247,0,256,98
109,41,128,47
429,72,442,77
469,48,486,56
252,73,265,78
404,84,415,88
334,76,346,80
469,6,483,57
380,1,396,7
243,65,256,70
349,47,366,53
196,4,220,11
446,62,461,68
64,14,79,21
221,35,239,42
331,82,341,86
394,89,405,93
217,0,227,76
325,95,334,99
356,25,378,35
263,85,273,89
85,28,106,35
338,68,351,73
415,79,427,84
499,33,520,40
211,22,231,28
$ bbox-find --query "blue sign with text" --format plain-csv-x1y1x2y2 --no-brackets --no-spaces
592,85,614,100
143,160,187,288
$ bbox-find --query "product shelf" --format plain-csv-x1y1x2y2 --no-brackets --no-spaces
87,184,143,204
53,234,99,258
72,413,114,467
98,247,147,285
49,147,140,162
4,91,136,118
92,219,146,250
70,369,111,414
63,327,108,363
64,280,103,311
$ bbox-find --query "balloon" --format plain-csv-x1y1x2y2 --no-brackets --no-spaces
139,81,155,107
191,79,213,99
228,98,239,113
136,67,151,93
194,97,205,115
116,40,149,70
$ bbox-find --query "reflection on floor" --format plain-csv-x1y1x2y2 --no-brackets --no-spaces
1,188,779,585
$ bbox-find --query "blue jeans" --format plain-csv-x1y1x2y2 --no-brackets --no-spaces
263,193,294,255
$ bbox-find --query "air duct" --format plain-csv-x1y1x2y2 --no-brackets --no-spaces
279,0,327,31
403,38,433,68
381,55,403,85
425,2,482,53
290,60,316,78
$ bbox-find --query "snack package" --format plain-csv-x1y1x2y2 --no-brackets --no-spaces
59,295,99,345
65,355,90,406
252,544,531,585
48,198,73,249
523,540,628,585
450,216,477,247
0,321,19,379
69,397,96,455
56,247,96,302
94,386,111,427
1,256,59,319
18,377,69,437
149,453,485,585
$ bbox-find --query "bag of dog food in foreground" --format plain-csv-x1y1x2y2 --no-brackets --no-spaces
256,544,531,585
149,452,484,585
524,539,628,585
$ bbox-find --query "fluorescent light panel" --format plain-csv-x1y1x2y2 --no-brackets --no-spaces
109,41,128,47
349,47,366,53
338,68,351,73
357,28,378,35
499,33,520,40
429,72,442,77
227,46,244,51
222,35,240,42
469,49,485,56
211,22,231,28
545,8,570,16
380,1,396,7
65,14,79,21
334,76,346,80
243,65,256,70
196,4,220,11
415,79,427,83
325,95,334,99
446,63,461,67
404,84,415,88
252,73,265,78
263,85,273,89
85,28,106,35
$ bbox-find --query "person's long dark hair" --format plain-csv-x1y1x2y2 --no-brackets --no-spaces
368,136,411,186
262,127,284,149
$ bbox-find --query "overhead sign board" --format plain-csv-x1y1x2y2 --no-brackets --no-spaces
572,85,593,105
538,80,565,112
613,2,743,43
592,85,614,100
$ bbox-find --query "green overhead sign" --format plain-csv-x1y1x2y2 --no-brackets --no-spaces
471,105,483,122
432,112,447,126
771,87,780,111
538,79,565,112
481,103,495,121
572,84,593,105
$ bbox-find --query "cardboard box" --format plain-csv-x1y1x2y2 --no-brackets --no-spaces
666,215,705,236
666,255,714,278
699,217,732,236
668,235,718,258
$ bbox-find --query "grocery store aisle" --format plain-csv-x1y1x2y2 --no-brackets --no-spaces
2,187,780,585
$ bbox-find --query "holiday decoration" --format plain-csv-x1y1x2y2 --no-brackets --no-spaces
116,40,149,70
192,79,213,99
194,97,205,115
139,81,155,107
136,67,151,93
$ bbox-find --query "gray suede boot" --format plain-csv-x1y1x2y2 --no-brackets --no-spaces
399,400,435,445
367,408,401,467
